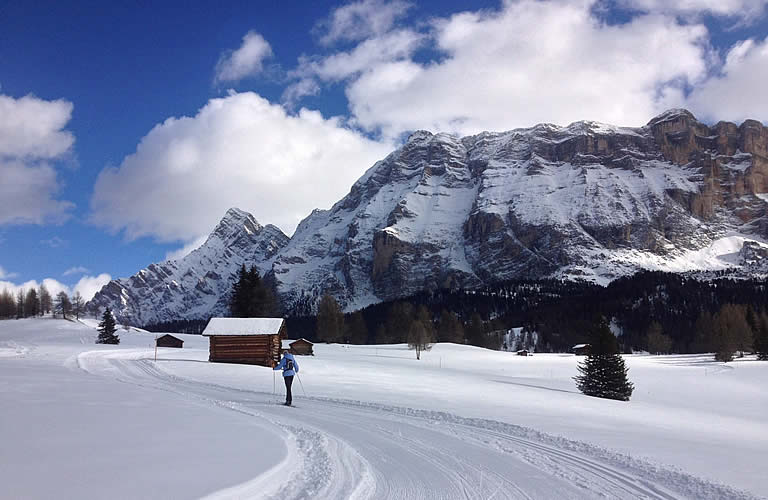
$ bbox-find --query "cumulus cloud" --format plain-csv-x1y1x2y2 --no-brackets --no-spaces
0,273,110,302
214,31,273,84
315,0,414,46
90,91,392,242
285,29,424,103
615,0,768,22
0,94,75,225
686,37,768,123
313,0,708,138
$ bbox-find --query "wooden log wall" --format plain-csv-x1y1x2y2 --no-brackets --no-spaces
209,335,281,366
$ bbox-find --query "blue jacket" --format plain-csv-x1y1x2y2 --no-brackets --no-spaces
274,352,299,377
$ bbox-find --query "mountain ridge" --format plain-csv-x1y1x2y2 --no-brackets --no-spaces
89,109,768,323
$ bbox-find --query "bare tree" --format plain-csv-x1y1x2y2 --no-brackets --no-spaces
71,292,85,320
408,305,435,360
38,284,52,316
54,291,72,319
646,321,673,354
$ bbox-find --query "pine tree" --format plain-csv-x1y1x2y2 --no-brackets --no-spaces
753,312,768,361
229,265,278,317
436,310,464,344
54,291,72,319
316,294,344,343
0,288,14,318
574,318,634,401
16,289,24,319
96,308,119,344
345,311,369,344
712,304,750,362
24,289,39,317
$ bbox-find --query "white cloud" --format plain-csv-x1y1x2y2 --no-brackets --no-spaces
286,29,424,104
90,91,393,242
214,31,273,84
0,273,111,302
63,266,90,276
0,94,75,225
0,265,18,280
72,273,112,302
0,94,74,159
315,0,414,46
686,37,768,123
616,0,768,22
324,0,709,138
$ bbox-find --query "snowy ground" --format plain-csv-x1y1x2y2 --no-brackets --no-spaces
1,318,766,499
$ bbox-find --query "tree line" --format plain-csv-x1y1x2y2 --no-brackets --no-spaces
0,284,86,320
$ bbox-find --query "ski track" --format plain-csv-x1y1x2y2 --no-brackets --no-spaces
75,349,757,500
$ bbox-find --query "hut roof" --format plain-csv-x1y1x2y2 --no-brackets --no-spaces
290,338,314,346
572,343,589,349
157,333,182,340
203,317,284,336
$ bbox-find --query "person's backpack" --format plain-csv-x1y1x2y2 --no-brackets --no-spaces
284,357,294,372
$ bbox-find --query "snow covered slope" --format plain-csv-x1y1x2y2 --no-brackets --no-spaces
1,318,765,498
92,109,768,320
88,208,288,325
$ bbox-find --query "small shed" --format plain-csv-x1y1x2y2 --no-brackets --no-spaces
289,338,314,356
572,343,591,356
516,349,529,356
156,334,184,348
203,317,285,366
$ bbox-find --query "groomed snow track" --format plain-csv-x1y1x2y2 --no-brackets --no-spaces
76,349,757,500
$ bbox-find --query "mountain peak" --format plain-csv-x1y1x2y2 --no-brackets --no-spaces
647,108,698,127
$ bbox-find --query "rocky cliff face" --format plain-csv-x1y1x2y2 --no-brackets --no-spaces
88,208,288,325
91,110,768,323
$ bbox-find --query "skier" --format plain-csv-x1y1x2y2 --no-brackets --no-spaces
273,349,299,406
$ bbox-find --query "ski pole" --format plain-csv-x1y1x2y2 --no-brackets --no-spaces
296,372,307,397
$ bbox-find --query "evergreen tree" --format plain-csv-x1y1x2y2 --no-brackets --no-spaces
345,311,369,344
0,289,15,318
16,289,24,319
646,321,672,354
753,312,768,361
574,318,634,401
436,310,464,344
54,291,72,319
380,302,413,344
692,311,714,353
466,313,487,348
24,289,39,318
96,308,119,344
316,294,344,343
229,265,278,317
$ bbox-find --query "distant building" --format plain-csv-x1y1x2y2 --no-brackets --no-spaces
289,338,314,356
202,317,285,366
572,343,591,356
156,334,183,348
516,349,529,356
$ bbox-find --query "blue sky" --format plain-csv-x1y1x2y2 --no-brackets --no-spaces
1,0,767,300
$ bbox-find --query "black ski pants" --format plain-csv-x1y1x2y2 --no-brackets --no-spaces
284,375,294,404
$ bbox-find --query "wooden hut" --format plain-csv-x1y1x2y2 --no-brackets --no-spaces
516,349,529,356
572,343,591,356
289,338,314,356
203,318,285,366
156,334,183,348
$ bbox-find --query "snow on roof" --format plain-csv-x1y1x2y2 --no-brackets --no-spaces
203,317,284,336
572,344,589,349
290,338,314,345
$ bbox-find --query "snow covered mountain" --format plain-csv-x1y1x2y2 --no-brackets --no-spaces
88,208,288,325
271,108,768,312
91,109,768,322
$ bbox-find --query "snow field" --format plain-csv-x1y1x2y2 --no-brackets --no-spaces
1,318,766,499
